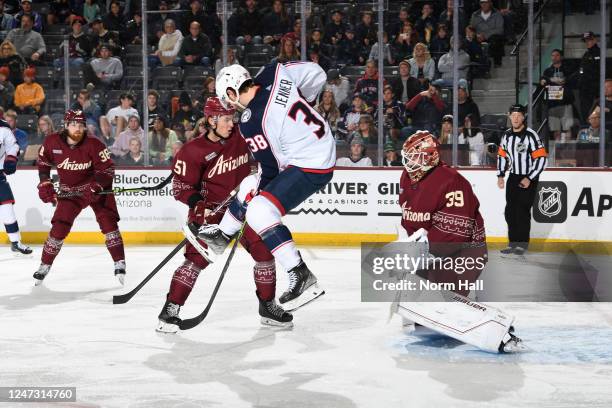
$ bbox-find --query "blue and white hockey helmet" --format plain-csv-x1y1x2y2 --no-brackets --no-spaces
216,65,252,109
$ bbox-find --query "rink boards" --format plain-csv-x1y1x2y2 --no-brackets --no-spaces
1,167,611,250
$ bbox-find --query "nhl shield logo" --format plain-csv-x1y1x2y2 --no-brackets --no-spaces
538,187,562,217
241,109,252,123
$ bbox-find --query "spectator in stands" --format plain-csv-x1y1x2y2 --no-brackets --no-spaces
103,1,126,32
440,0,467,35
54,17,93,69
470,0,505,67
325,69,350,110
349,114,377,145
185,117,205,141
577,110,610,143
0,66,14,109
122,11,142,44
214,47,239,75
394,21,418,62
4,109,27,154
541,49,574,141
404,81,445,134
14,66,44,113
587,79,612,137
148,114,178,164
315,89,341,138
149,19,183,67
272,33,300,63
388,7,411,42
169,140,183,161
356,11,376,48
324,9,348,46
408,42,435,85
194,75,216,109
171,122,186,143
172,91,201,130
415,2,438,44
32,114,55,145
119,136,144,166
0,3,15,39
390,60,422,104
111,115,144,158
438,114,453,144
459,113,485,165
308,28,328,56
382,85,406,141
338,93,368,140
72,88,102,135
579,31,601,124
336,136,373,167
83,43,123,90
262,0,292,44
181,0,207,34
429,23,450,63
178,21,212,67
464,25,487,77
455,79,481,126
354,59,384,108
369,32,395,65
83,0,102,24
308,47,332,72
90,18,121,56
12,0,42,32
336,26,361,65
6,14,45,64
229,0,263,46
0,40,25,85
150,0,172,42
146,90,166,127
47,0,73,26
100,92,139,145
437,39,471,84
383,141,401,166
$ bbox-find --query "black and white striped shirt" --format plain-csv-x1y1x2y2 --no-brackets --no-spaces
496,126,547,179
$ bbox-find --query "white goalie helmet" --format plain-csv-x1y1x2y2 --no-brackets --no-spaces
216,65,252,109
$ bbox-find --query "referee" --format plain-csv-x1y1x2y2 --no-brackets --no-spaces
496,104,548,255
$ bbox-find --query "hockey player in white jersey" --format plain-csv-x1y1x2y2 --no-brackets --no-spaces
0,119,32,255
190,61,335,310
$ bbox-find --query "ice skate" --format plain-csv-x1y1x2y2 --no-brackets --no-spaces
33,264,51,286
183,222,231,263
114,260,126,285
499,246,515,257
257,292,293,328
11,241,32,256
279,262,325,311
156,300,181,333
499,327,528,353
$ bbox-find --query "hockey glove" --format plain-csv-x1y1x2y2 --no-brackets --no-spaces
81,182,104,204
190,200,209,227
3,155,17,175
37,180,57,204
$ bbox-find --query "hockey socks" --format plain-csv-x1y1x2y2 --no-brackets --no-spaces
168,260,201,305
41,236,64,265
104,230,125,262
254,260,276,301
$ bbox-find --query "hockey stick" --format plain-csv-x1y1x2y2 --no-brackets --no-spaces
112,186,240,305
179,223,246,330
57,172,174,199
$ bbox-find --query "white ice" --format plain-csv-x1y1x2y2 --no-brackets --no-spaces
1,245,612,408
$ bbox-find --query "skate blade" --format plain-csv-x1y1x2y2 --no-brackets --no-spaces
33,278,44,286
502,339,530,353
282,285,325,312
182,224,217,263
115,273,125,286
156,320,179,334
260,317,294,328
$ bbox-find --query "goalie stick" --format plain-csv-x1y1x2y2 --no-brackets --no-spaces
57,172,174,199
112,186,240,305
179,223,246,330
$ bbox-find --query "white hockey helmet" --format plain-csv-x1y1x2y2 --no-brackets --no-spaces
216,65,252,110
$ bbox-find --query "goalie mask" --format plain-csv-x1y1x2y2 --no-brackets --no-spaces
401,130,440,183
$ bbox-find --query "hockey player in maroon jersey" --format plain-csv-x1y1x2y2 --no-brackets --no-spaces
157,97,292,333
394,130,524,353
34,110,126,286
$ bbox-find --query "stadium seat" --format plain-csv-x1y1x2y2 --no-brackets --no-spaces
16,114,38,133
182,65,213,81
245,53,270,67
152,66,182,90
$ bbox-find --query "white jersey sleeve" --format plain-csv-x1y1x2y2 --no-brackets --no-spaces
282,61,326,103
238,62,336,189
0,123,19,170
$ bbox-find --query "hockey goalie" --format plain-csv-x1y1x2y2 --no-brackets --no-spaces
392,130,525,353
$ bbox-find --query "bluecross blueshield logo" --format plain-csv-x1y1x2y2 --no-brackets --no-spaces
533,181,567,223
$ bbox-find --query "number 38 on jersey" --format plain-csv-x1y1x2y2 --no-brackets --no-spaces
245,134,269,152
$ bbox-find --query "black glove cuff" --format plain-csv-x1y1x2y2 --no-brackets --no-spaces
187,193,205,209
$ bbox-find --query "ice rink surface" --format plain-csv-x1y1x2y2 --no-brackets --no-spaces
1,245,612,408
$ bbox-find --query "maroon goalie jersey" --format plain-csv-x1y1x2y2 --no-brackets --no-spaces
37,132,114,188
171,129,251,210
399,164,486,245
